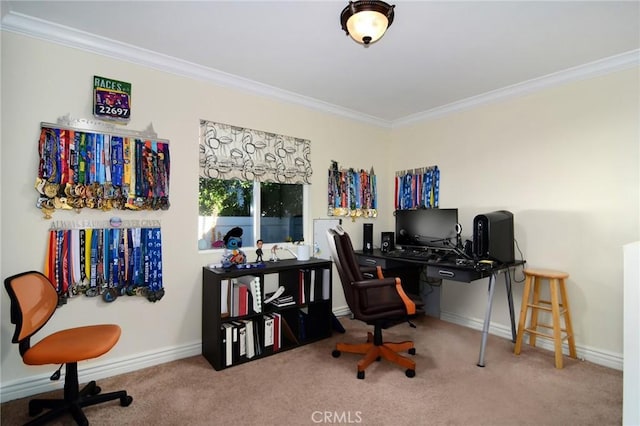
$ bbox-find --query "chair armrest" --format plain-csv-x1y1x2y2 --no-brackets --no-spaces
352,277,396,289
392,277,416,315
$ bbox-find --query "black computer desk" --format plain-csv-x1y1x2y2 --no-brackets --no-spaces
354,249,525,367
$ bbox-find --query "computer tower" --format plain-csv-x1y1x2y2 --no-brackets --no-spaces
473,210,514,263
381,232,394,253
363,223,373,253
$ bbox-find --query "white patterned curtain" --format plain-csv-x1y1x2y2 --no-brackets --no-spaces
199,120,312,184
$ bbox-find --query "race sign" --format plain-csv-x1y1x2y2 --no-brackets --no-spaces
93,76,131,122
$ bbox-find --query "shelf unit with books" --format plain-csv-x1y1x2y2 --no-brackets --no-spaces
202,258,333,370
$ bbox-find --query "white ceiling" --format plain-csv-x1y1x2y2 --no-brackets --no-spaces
2,1,639,126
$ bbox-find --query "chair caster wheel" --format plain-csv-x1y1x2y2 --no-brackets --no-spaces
406,369,416,378
332,350,341,358
120,395,133,407
408,348,416,355
92,386,102,395
357,371,365,379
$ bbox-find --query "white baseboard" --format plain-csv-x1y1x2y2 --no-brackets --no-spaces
0,342,201,403
2,308,623,403
332,306,352,318
440,310,623,371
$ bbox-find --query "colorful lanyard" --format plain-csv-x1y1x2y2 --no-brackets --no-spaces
132,227,142,285
111,136,124,187
78,132,87,185
45,225,163,302
110,228,120,287
144,227,165,302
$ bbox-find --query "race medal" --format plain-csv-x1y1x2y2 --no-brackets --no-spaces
59,197,73,210
64,183,73,197
41,207,55,219
103,287,118,303
85,287,99,297
44,183,59,198
35,178,45,194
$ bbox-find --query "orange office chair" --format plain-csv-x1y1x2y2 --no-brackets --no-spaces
327,226,423,379
4,271,132,425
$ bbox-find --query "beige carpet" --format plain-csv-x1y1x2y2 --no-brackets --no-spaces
1,316,622,425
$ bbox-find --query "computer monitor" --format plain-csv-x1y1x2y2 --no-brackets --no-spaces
394,208,459,251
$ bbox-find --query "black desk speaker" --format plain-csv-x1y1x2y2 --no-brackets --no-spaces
381,232,394,253
363,223,373,253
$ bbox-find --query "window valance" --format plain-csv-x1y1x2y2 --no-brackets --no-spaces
199,119,312,184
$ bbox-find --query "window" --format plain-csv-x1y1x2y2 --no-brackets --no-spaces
198,178,304,250
198,119,312,251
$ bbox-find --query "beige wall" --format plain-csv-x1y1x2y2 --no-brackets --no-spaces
1,30,638,399
390,69,639,357
0,32,389,392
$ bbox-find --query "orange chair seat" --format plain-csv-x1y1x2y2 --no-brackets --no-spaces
23,324,121,365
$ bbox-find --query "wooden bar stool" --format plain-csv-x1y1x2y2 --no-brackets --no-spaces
514,268,577,368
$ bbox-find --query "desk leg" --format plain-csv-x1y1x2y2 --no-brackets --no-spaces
505,270,517,342
477,273,497,367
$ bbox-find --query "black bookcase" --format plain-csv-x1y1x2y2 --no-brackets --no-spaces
202,258,333,370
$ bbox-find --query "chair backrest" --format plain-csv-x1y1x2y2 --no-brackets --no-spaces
326,226,364,312
4,271,58,352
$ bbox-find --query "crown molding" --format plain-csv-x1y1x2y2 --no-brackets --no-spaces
1,11,391,128
3,11,637,130
393,49,640,128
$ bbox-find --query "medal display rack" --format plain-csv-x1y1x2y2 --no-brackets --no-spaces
45,219,165,304
395,165,440,210
327,160,377,221
35,115,171,219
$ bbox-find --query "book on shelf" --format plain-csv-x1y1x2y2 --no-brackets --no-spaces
236,275,261,314
297,268,326,304
220,325,227,367
230,281,249,317
322,268,330,300
311,268,325,302
222,323,234,366
264,315,274,348
241,319,256,359
298,269,306,304
220,279,231,317
232,321,247,361
270,313,281,351
268,294,295,307
231,323,239,362
309,269,316,302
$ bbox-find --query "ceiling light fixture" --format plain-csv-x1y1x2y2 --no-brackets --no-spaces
340,0,395,46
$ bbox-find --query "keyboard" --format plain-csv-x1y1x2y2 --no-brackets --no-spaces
385,249,440,262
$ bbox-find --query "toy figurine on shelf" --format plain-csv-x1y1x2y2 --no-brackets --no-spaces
255,239,264,263
270,244,280,262
220,227,246,269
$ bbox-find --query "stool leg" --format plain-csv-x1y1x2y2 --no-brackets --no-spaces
529,277,542,347
559,278,577,359
514,274,532,355
550,278,564,368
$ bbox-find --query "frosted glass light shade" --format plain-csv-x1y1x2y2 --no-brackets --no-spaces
346,10,389,45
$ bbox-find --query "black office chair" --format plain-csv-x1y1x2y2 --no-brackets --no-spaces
327,226,423,379
4,271,133,425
